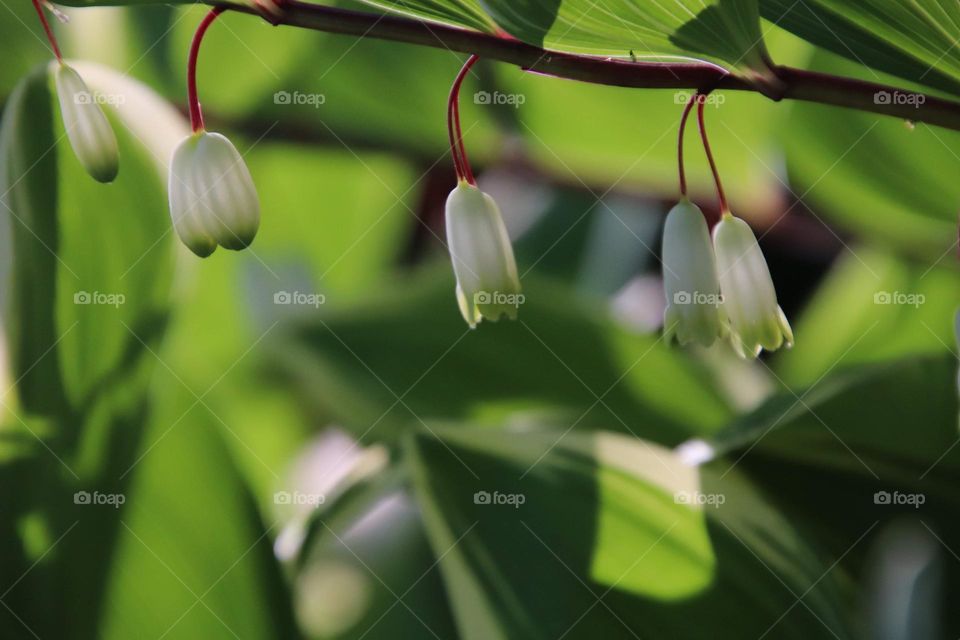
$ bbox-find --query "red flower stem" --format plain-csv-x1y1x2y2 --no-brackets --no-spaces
188,6,226,133
446,86,464,181
677,93,698,197
447,54,479,185
31,0,62,62
696,96,728,214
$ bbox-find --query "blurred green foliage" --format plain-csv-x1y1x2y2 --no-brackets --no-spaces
1,1,958,639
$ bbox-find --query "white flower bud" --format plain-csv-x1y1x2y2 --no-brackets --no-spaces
661,199,726,347
53,63,119,183
445,182,522,328
168,131,260,257
712,214,793,358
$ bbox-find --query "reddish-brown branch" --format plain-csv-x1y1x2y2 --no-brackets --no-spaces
224,0,960,132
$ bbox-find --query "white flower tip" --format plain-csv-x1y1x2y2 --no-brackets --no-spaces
53,63,119,183
168,131,260,258
455,285,480,329
777,306,794,348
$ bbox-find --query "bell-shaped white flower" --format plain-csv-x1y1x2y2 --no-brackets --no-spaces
661,199,726,347
53,63,119,183
712,214,793,358
168,131,260,257
445,182,522,328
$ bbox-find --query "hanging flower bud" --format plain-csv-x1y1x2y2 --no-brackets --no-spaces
445,182,522,328
712,214,793,358
661,199,726,347
168,131,260,257
53,63,119,183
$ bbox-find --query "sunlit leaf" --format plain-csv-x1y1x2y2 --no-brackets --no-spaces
406,425,852,639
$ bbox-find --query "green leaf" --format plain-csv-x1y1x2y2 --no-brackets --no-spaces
267,267,733,445
352,0,498,33
406,425,852,639
700,353,960,636
94,378,299,639
358,0,772,76
782,53,959,261
775,245,960,387
491,0,770,71
761,0,960,96
712,354,960,478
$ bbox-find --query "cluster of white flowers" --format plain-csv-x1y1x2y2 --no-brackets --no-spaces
662,199,792,358
41,6,789,351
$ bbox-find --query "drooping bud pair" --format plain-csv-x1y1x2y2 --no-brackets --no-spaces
168,131,260,257
53,62,119,183
662,202,792,358
445,182,522,328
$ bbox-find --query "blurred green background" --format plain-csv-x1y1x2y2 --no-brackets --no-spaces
0,1,958,639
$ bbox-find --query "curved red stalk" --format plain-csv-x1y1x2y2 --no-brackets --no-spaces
447,54,479,184
676,93,698,197
188,7,226,133
31,0,63,62
696,96,728,214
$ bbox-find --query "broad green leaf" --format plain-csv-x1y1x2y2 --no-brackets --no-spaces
95,378,299,640
711,354,960,479
782,53,959,261
775,245,960,387
352,0,498,33
266,266,733,445
0,61,179,418
489,0,770,72
406,425,852,639
761,0,960,96
701,353,960,632
360,0,773,76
